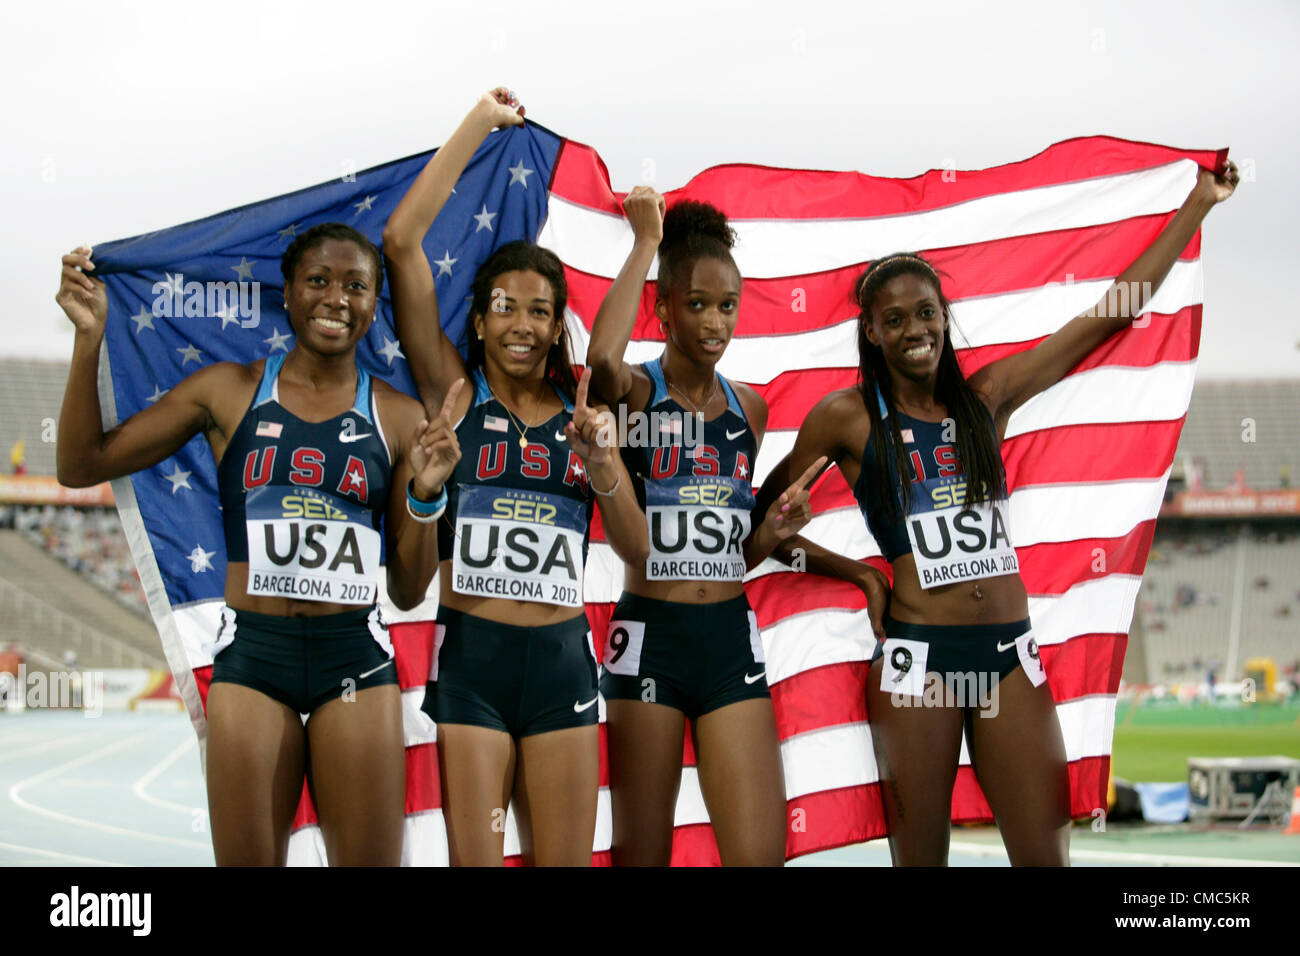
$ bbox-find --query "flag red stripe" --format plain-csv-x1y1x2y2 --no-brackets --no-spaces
1018,522,1157,596
952,755,1111,823
552,135,1225,219
746,305,1199,432
1040,633,1128,700
562,230,1201,341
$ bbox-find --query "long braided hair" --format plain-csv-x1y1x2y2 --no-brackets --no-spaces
854,253,1006,517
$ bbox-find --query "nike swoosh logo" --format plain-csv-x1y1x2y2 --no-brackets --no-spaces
339,432,373,443
725,428,747,441
358,659,395,680
555,429,567,441
573,696,598,712
744,670,765,684
995,639,1018,653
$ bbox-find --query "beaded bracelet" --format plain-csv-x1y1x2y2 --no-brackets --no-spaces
406,480,447,523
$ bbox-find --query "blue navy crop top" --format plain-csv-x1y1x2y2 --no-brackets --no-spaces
217,353,392,563
851,388,1004,563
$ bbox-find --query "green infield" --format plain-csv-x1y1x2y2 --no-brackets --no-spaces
1111,697,1300,782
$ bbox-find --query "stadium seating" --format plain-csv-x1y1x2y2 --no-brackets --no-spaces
1137,526,1300,683
0,358,68,476
0,530,163,669
1174,380,1300,491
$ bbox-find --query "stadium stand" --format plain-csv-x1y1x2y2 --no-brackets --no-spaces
1137,524,1299,683
0,530,162,670
1173,380,1300,490
0,358,66,476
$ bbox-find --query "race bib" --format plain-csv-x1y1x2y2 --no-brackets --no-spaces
245,485,381,605
905,477,1018,589
644,475,754,581
452,485,586,607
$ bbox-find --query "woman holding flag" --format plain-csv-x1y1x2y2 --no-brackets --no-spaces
383,89,647,866
755,159,1239,865
55,224,458,866
585,190,879,865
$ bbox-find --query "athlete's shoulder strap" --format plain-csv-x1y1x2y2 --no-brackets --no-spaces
549,378,575,414
252,353,287,410
470,367,492,408
351,363,374,424
718,375,748,425
642,357,669,408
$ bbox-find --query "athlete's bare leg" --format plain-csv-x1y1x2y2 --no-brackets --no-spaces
694,698,787,866
965,668,1071,866
866,657,966,866
307,683,405,866
512,724,599,866
205,683,306,866
438,723,515,866
605,699,687,866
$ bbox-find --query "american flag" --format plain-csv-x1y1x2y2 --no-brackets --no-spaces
90,122,1223,864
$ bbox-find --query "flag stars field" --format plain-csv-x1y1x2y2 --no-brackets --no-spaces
176,344,202,365
129,306,154,334
377,335,404,366
262,328,291,353
162,465,192,495
230,257,256,281
187,545,215,574
434,251,457,277
473,204,496,232
508,159,534,188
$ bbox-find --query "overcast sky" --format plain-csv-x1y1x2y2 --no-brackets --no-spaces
6,0,1297,379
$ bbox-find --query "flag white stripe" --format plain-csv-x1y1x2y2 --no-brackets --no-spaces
1006,363,1196,439
763,608,878,686
756,575,1143,687
671,694,1119,824
542,160,1200,279
563,260,1203,388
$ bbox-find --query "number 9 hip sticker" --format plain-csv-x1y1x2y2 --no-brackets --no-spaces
880,638,929,698
604,619,646,677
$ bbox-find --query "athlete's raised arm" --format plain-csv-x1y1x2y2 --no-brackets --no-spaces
382,89,525,414
381,378,463,610
564,368,648,568
55,246,246,487
586,186,665,406
970,160,1239,434
753,389,890,641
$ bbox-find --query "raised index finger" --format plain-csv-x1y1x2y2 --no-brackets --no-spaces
576,366,591,412
787,455,828,496
437,378,465,423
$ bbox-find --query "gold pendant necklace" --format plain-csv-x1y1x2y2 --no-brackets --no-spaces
488,382,543,449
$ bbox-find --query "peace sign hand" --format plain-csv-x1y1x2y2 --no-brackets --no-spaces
410,378,464,500
565,367,617,465
763,456,827,541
